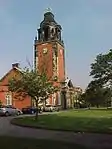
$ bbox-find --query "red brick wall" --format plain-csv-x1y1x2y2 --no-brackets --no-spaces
0,68,31,109
35,41,65,106
57,44,65,82
37,43,53,79
0,91,6,105
0,68,20,86
13,95,31,110
36,42,65,82
0,90,31,110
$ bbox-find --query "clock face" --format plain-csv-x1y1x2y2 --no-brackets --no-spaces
43,48,48,54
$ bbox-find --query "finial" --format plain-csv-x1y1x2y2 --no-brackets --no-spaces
44,7,52,14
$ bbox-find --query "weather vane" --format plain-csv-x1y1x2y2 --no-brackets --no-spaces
44,7,52,13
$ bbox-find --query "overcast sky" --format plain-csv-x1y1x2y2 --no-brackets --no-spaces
0,0,112,89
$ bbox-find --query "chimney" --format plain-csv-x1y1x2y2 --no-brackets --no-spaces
12,63,20,68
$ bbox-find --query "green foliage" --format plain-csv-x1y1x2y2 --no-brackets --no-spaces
8,68,58,118
9,68,57,100
90,49,112,87
83,49,112,107
83,87,110,107
74,93,86,108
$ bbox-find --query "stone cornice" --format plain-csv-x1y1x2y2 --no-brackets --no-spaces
34,40,64,48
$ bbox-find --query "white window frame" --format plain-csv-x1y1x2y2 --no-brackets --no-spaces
58,92,61,105
53,93,56,105
5,93,12,105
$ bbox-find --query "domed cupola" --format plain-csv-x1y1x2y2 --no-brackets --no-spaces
37,8,62,42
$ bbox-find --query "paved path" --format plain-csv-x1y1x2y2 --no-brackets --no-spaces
0,116,112,149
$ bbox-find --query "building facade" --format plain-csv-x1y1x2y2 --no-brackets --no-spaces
0,63,31,109
34,10,66,106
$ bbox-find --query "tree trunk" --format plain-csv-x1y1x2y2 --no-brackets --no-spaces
96,103,99,108
35,100,38,120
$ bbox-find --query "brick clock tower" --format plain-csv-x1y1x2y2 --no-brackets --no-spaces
34,9,66,105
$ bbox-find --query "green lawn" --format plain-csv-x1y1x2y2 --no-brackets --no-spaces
0,136,86,149
12,109,112,134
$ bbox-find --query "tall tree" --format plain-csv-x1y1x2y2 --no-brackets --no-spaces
8,68,58,120
90,49,112,87
86,49,112,107
83,87,110,107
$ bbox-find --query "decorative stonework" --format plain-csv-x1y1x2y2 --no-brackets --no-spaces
43,48,48,54
35,48,38,71
52,43,58,81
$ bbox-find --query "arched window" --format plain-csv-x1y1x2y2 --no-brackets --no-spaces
44,26,49,41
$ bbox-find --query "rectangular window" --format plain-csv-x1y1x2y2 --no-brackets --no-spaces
5,94,12,105
58,92,61,105
53,93,56,105
46,98,50,105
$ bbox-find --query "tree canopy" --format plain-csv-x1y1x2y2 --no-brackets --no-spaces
8,68,58,118
90,49,112,88
84,87,110,107
83,49,112,107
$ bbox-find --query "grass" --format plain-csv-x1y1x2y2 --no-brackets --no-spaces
0,136,86,149
11,109,112,134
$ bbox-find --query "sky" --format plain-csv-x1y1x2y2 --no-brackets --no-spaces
0,0,112,90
